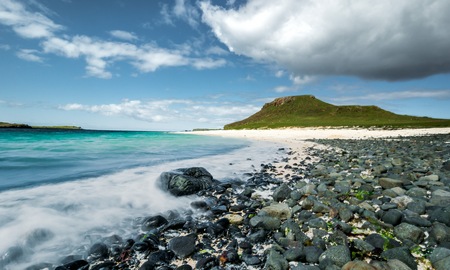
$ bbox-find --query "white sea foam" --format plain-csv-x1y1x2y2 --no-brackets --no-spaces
0,140,288,269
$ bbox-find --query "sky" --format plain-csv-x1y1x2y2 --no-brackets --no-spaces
1,0,449,131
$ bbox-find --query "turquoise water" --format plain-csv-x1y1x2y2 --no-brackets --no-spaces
0,129,246,191
0,128,285,269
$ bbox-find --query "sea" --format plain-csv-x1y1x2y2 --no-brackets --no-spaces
0,128,287,269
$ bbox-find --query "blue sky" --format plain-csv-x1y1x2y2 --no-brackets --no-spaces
1,0,449,131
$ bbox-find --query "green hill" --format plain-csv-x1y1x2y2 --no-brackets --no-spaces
224,95,450,129
0,122,82,130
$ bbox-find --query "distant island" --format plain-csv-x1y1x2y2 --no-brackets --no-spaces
0,122,82,130
225,95,450,129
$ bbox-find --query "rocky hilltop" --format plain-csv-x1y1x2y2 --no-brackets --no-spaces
225,95,450,129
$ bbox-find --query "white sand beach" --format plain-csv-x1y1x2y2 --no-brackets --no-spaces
191,127,450,145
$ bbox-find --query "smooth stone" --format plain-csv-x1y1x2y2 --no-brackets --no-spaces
386,259,414,270
264,249,289,270
379,178,403,189
431,223,450,243
338,206,353,222
434,256,450,270
382,209,403,226
381,247,417,270
359,202,375,212
299,184,317,195
308,218,327,230
249,215,281,230
394,223,424,244
281,220,309,244
429,247,450,264
406,201,426,215
391,187,406,196
391,195,414,209
168,234,196,258
284,247,304,261
402,215,431,227
291,264,320,270
304,246,323,263
342,261,377,270
352,239,375,253
429,207,450,226
405,187,427,198
312,201,330,213
242,254,261,265
430,189,450,205
261,203,292,220
420,174,439,181
318,245,351,267
223,214,244,225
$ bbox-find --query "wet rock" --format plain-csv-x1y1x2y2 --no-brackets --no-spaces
25,263,54,270
195,256,218,269
87,243,109,261
318,245,351,267
168,234,196,258
141,215,168,231
25,228,54,248
158,167,214,196
406,200,426,215
54,260,89,270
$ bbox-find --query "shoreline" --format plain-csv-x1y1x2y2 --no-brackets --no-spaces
4,128,450,269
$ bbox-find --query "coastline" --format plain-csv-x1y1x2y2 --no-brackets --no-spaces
3,127,449,269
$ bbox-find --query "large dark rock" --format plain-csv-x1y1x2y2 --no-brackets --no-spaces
158,167,214,196
381,247,417,270
168,234,197,258
318,245,351,267
264,248,289,270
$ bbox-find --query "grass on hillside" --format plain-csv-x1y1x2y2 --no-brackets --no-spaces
224,95,450,129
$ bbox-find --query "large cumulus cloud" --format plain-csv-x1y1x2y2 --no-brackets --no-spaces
200,0,450,81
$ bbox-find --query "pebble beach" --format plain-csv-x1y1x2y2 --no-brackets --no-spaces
16,127,450,270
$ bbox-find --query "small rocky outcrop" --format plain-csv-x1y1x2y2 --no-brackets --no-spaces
158,167,214,196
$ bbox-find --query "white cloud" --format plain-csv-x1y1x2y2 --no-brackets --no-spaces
16,49,43,62
201,0,450,81
109,30,138,41
0,1,225,78
205,46,229,56
329,90,450,103
0,44,10,50
173,0,200,28
273,74,315,93
59,98,260,126
0,0,62,39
